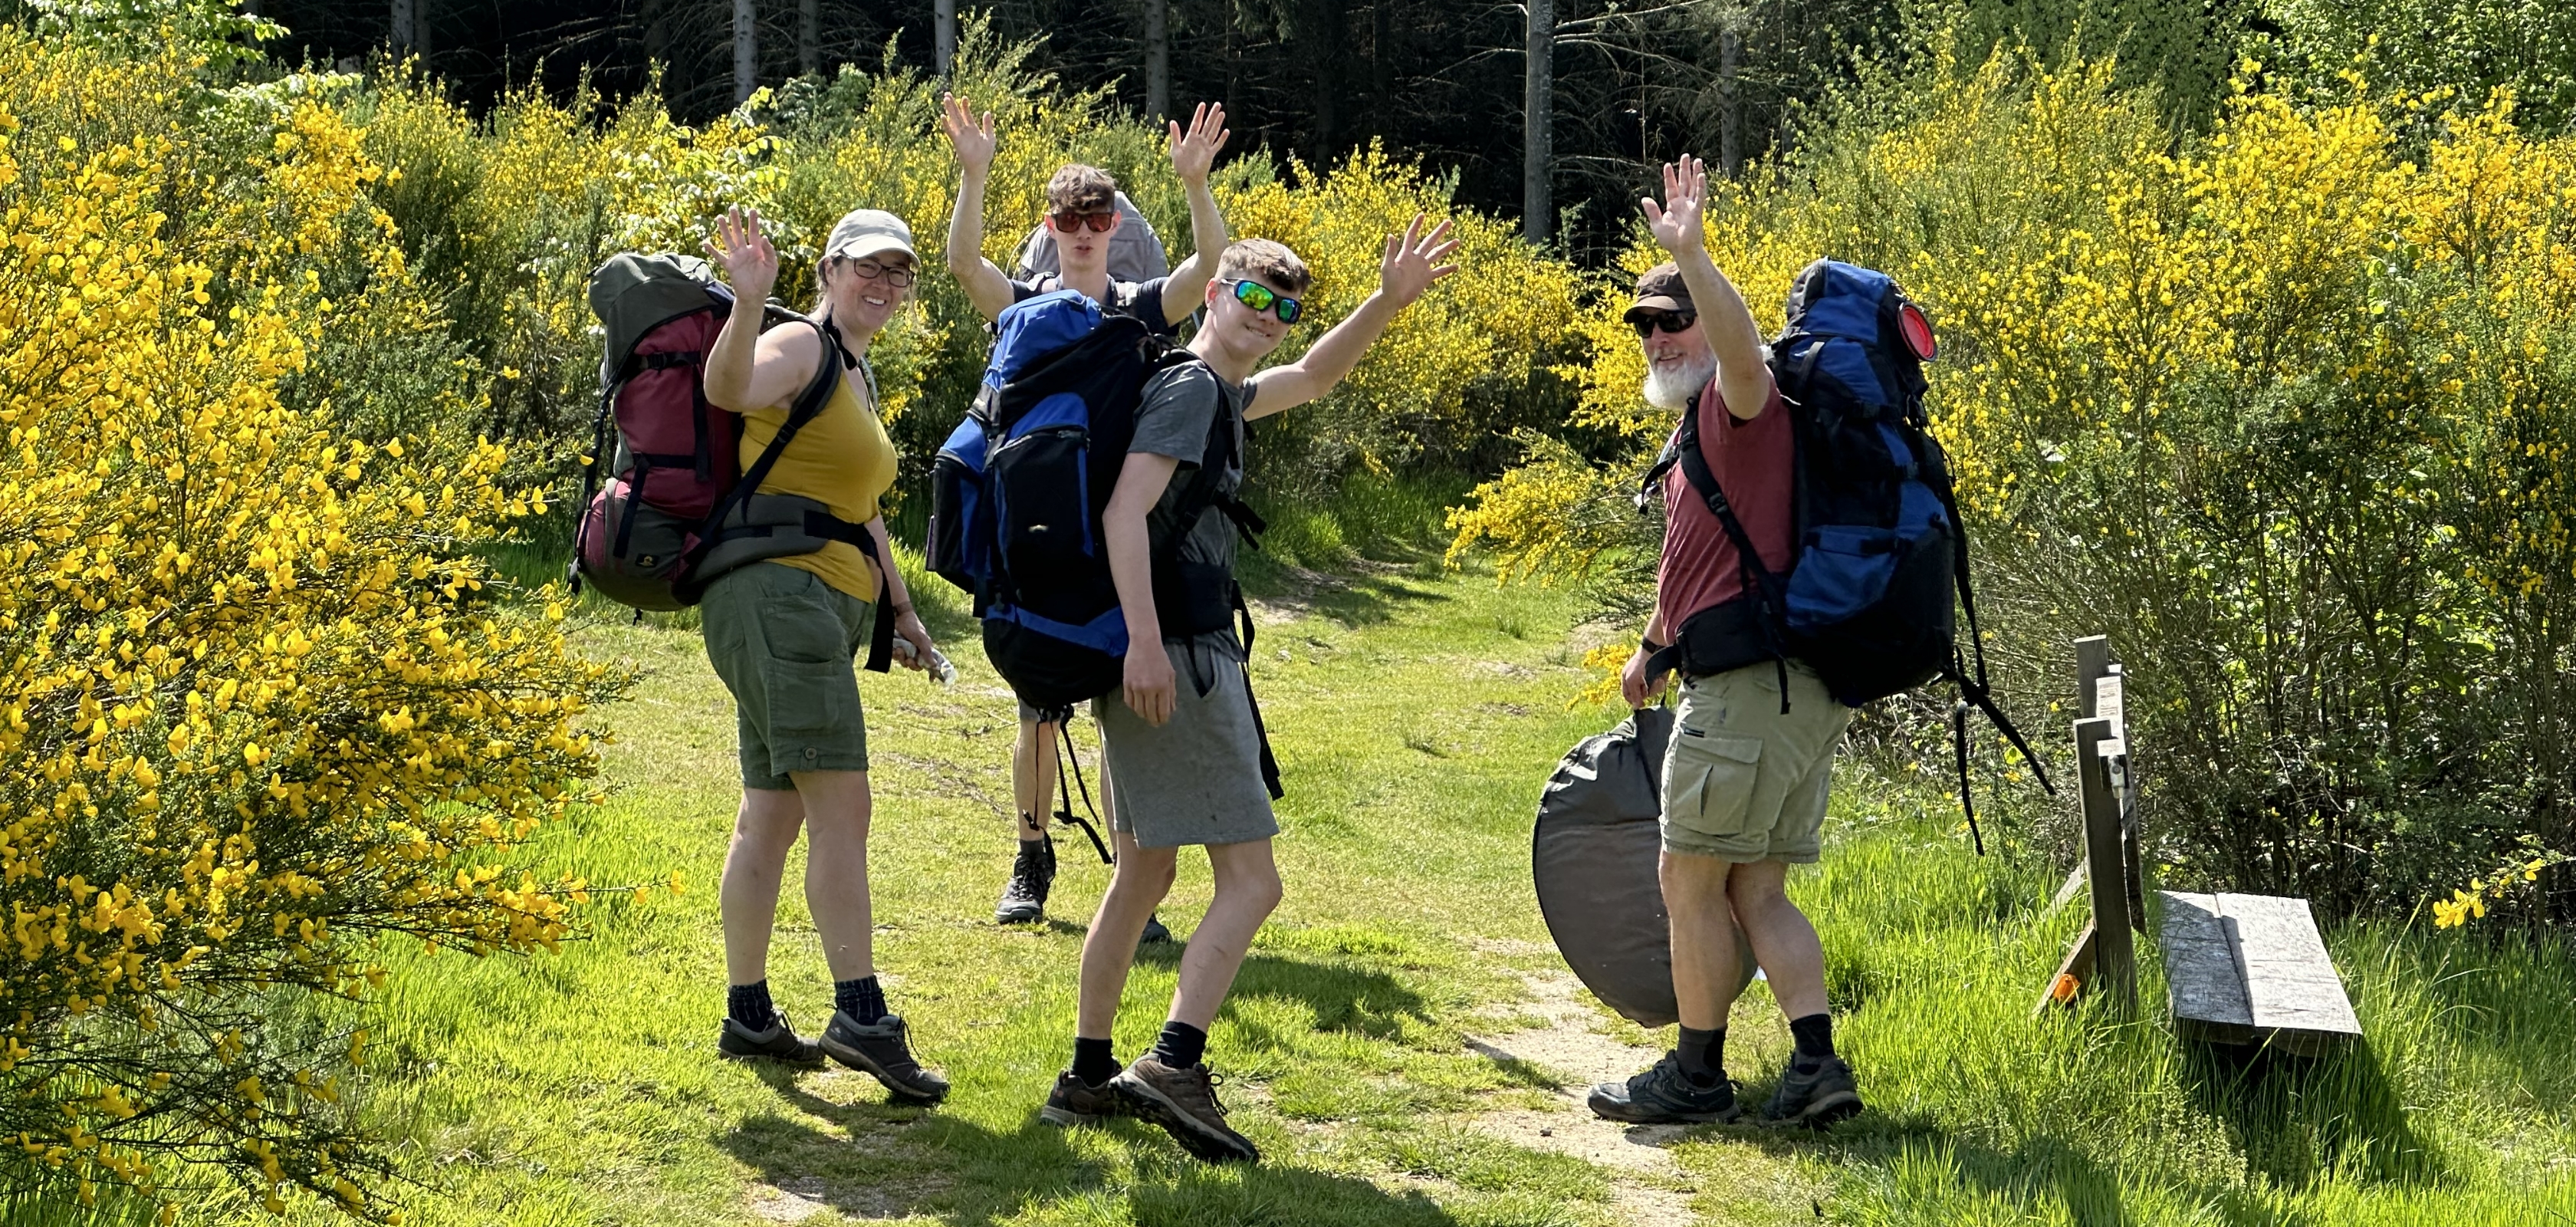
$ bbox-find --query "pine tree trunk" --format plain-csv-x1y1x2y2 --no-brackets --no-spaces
1719,24,1742,178
389,0,414,53
1523,0,1552,243
1143,0,1169,122
1313,0,1343,161
935,0,957,78
642,0,669,65
733,0,757,104
798,0,818,75
1371,0,1392,137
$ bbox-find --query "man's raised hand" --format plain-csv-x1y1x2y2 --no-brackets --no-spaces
1641,154,1710,257
940,94,998,176
1379,213,1461,308
1169,102,1230,186
702,206,779,302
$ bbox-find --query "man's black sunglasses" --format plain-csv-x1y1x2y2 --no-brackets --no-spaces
1630,311,1697,338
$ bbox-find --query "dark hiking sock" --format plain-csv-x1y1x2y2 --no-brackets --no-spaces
1789,1013,1835,1069
1676,1025,1727,1086
1072,1037,1120,1086
1149,1020,1208,1069
728,980,778,1031
836,975,888,1025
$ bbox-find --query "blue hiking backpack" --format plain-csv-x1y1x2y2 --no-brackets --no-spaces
1644,258,2050,845
925,290,1261,713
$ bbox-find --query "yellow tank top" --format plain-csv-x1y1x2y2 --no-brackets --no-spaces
738,355,898,602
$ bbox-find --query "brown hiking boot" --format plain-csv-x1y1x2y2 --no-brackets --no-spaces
1109,1055,1260,1163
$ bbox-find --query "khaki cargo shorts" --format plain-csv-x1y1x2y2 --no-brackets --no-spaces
699,561,875,790
1659,661,1851,863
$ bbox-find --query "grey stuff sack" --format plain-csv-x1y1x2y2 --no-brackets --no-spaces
1014,190,1171,285
1533,706,1754,1028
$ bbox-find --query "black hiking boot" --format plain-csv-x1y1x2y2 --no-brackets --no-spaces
716,1012,825,1067
996,837,1056,925
1111,1055,1260,1163
1586,1052,1741,1124
1760,1054,1862,1128
819,1012,950,1104
1141,912,1173,945
1040,1070,1129,1127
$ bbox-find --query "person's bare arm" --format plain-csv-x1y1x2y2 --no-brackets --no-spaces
1244,214,1460,419
941,94,1018,323
1622,607,1672,708
865,515,935,672
1643,155,1770,421
701,206,822,413
1103,451,1181,725
1160,102,1232,326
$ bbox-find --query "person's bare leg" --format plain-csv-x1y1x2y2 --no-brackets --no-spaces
1013,719,1058,841
1661,847,1747,1029
1726,858,1827,1021
790,768,876,982
721,786,806,986
1078,829,1178,1038
1169,838,1282,1030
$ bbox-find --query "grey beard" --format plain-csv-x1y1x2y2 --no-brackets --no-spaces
1641,354,1717,413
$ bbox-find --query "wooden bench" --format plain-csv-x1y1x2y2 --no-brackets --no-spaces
2036,637,2362,1052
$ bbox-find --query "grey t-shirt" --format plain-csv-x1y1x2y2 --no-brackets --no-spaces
1129,360,1248,614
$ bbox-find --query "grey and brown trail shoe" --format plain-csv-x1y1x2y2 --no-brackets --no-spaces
1040,1070,1129,1127
1140,912,1173,945
1761,1054,1861,1127
819,1012,949,1104
1586,1052,1741,1124
717,1012,825,1067
995,837,1056,925
1110,1055,1260,1163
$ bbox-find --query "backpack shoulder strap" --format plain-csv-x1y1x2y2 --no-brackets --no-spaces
1656,396,1793,705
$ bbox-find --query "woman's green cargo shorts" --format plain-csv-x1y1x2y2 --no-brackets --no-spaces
700,561,876,789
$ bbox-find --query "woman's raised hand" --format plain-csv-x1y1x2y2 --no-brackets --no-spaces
941,94,998,177
703,206,780,302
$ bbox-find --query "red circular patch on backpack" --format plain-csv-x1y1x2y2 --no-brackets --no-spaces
1898,303,1937,360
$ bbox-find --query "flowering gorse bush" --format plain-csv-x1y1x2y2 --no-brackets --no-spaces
1454,44,2576,917
0,35,621,1217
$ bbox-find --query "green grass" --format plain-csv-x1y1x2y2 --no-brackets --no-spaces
21,545,2576,1225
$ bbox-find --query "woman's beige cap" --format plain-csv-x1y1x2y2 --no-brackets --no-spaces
825,209,916,262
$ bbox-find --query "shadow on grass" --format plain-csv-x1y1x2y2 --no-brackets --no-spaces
2178,1038,2440,1189
718,1069,1467,1226
1722,1110,2139,1227
1129,946,1435,1042
1236,553,1451,629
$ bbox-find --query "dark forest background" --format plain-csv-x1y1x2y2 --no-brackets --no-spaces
245,0,2293,262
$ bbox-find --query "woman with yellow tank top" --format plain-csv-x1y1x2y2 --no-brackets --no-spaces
695,204,948,1104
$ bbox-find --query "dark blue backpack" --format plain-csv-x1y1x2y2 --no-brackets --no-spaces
925,290,1247,712
1646,258,2049,844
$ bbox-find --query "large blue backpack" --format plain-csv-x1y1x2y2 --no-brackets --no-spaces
925,290,1251,712
1646,258,2049,843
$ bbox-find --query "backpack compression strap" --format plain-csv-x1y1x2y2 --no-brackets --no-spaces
682,309,898,673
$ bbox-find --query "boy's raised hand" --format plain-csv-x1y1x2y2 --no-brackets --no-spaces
1641,154,1709,257
702,206,779,302
1379,212,1461,308
1168,102,1230,186
941,94,998,177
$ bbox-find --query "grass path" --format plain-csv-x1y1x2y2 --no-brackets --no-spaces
97,551,2576,1225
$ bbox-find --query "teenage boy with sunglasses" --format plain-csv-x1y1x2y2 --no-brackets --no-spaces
941,96,1233,931
1589,156,1861,1130
1043,222,1459,1163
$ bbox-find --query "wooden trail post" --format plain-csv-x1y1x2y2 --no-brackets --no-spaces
2073,715,2136,1008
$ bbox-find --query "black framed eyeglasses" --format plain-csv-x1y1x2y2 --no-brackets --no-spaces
846,258,917,288
1224,278,1303,324
1629,311,1697,338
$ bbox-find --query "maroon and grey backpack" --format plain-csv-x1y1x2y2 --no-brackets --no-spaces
570,252,893,669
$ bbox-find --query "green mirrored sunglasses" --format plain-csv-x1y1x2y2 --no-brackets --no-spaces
1223,278,1303,324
